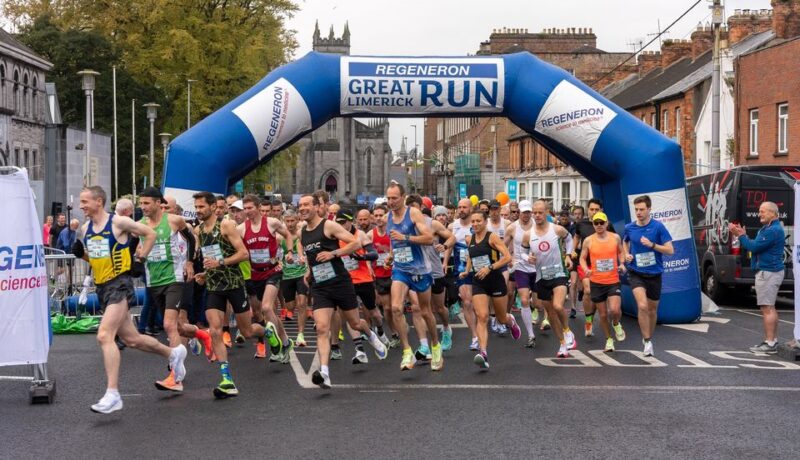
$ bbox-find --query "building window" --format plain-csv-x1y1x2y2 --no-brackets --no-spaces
542,182,554,204
13,148,19,167
327,118,337,139
778,103,788,154
530,182,539,200
560,182,571,209
32,76,38,120
579,181,591,207
365,148,373,185
31,149,37,179
436,121,443,141
13,70,19,114
675,107,681,141
650,112,656,127
518,182,527,201
749,109,759,156
662,109,668,134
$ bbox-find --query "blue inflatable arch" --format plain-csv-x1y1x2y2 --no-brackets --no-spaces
163,52,701,323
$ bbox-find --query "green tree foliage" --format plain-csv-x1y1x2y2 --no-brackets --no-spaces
6,0,299,196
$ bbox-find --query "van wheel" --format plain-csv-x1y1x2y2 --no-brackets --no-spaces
704,266,729,303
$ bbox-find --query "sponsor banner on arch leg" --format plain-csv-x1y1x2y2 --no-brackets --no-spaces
340,57,505,115
627,187,698,294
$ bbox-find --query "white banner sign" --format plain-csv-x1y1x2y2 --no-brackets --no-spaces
0,169,50,366
340,57,505,115
794,182,799,342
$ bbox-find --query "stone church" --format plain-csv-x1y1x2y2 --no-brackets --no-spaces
281,22,393,204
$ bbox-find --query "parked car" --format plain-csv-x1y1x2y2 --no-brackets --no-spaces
687,165,797,302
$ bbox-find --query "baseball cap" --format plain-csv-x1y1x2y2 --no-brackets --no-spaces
433,205,448,217
489,199,501,208
336,210,353,222
230,200,244,210
592,212,608,223
139,186,164,202
519,200,532,213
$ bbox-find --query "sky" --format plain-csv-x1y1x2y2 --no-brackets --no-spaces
285,0,772,156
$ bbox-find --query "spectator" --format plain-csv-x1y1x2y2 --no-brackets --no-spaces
729,201,785,354
49,213,66,247
56,219,80,253
43,215,53,246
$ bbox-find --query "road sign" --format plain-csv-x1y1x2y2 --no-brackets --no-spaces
507,180,518,201
265,184,273,192
459,183,467,199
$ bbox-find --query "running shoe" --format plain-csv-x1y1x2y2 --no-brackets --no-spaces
155,370,183,392
197,331,214,362
415,345,432,361
213,378,239,398
525,336,536,348
285,309,295,321
311,370,331,390
469,337,480,351
296,332,307,347
643,339,654,357
234,330,246,345
540,318,551,331
388,335,401,349
604,338,615,353
379,333,390,348
254,341,267,359
489,317,498,334
508,316,521,340
565,331,577,350
338,329,345,341
265,322,282,356
497,323,509,337
330,347,343,360
168,344,187,383
223,331,232,348
370,335,388,360
531,308,540,325
280,340,294,364
188,338,201,356
450,302,461,318
570,308,577,318
473,351,489,369
352,349,368,364
400,348,415,371
280,308,288,321
556,344,570,358
430,343,444,371
441,328,453,351
584,320,594,338
749,342,777,354
613,322,626,342
90,392,123,414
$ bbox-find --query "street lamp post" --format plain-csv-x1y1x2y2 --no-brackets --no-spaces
158,132,171,188
143,103,160,189
187,79,197,130
77,70,99,186
410,124,418,193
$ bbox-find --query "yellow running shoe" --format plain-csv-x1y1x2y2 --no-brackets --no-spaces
401,348,416,371
430,343,444,371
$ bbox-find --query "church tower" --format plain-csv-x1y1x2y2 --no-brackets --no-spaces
312,21,351,55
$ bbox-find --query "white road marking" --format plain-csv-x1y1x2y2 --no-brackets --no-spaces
735,309,795,325
699,316,730,324
331,383,800,392
665,323,710,333
289,349,318,389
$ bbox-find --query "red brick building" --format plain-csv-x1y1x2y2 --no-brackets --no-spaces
735,2,800,165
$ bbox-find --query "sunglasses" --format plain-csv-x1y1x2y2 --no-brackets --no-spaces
593,221,606,226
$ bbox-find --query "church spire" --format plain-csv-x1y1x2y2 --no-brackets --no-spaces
343,21,350,41
313,20,320,40
328,24,335,39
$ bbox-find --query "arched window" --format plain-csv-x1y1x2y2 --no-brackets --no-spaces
23,73,29,117
0,63,5,108
32,76,38,120
365,147,373,185
13,69,19,114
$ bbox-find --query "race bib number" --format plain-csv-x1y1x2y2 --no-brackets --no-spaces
250,248,271,264
596,258,615,272
636,251,656,268
377,252,389,266
147,243,169,263
312,262,336,282
87,238,110,259
459,248,468,262
395,245,413,264
472,255,491,271
342,255,360,271
202,244,224,262
541,264,564,280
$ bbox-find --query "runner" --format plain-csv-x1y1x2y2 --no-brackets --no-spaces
238,194,293,363
356,208,373,233
449,198,479,350
193,191,272,398
504,200,538,348
74,186,187,414
385,183,443,371
623,195,674,357
460,210,518,369
579,212,627,352
298,194,388,389
279,209,310,347
523,200,576,358
371,204,399,347
434,206,459,348
486,199,509,335
137,187,211,392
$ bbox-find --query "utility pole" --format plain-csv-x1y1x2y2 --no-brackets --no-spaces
491,119,497,197
710,0,723,171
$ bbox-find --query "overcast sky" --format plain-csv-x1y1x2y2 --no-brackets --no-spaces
286,0,772,155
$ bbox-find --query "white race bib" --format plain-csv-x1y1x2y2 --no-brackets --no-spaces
472,254,491,271
395,245,413,264
202,244,224,262
147,243,169,263
342,255,360,271
250,248,271,264
541,264,565,280
87,238,110,259
635,251,656,267
596,258,615,273
459,248,468,262
377,252,389,266
312,262,336,282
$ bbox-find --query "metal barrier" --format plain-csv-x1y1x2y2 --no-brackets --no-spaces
44,251,94,316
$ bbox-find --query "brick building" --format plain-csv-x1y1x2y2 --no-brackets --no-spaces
423,27,636,204
735,1,800,166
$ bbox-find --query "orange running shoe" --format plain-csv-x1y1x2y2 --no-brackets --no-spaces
223,331,232,348
254,341,267,359
280,309,287,321
286,309,294,321
154,370,183,392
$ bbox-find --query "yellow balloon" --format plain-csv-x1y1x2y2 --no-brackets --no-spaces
470,195,479,206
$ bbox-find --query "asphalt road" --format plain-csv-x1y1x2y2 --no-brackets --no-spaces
1,304,798,460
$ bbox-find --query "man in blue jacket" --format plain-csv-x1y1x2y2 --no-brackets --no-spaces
56,219,79,253
729,201,786,354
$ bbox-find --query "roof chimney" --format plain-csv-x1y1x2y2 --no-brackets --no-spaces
660,39,692,67
727,7,773,44
690,26,714,59
772,0,800,39
638,51,662,76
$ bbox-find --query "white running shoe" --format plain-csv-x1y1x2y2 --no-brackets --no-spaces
643,340,654,357
169,344,188,383
91,392,123,414
469,337,480,351
312,370,331,390
556,344,570,358
565,331,577,350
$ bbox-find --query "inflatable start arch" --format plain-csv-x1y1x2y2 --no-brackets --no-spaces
163,52,701,323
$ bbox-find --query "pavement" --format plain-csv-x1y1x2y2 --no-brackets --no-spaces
1,304,799,459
